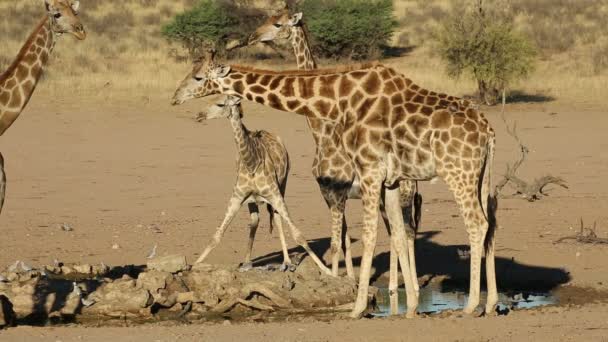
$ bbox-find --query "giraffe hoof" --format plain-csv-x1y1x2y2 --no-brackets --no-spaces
463,306,484,317
279,263,296,272
405,310,417,319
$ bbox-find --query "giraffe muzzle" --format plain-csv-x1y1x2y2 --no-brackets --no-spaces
72,25,86,40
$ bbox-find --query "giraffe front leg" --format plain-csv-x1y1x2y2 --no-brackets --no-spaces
400,180,420,297
196,189,247,264
380,199,398,316
350,175,382,318
242,202,260,267
342,218,355,280
265,194,332,276
485,225,498,314
321,187,347,277
269,205,293,267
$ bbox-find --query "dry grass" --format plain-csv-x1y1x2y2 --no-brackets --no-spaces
0,0,606,106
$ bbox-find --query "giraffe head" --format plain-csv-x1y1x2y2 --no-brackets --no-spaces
171,50,230,105
197,95,242,121
44,0,86,40
248,10,303,45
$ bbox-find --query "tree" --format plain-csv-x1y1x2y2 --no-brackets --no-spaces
435,0,536,105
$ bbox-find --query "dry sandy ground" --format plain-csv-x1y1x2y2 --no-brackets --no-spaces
0,90,607,340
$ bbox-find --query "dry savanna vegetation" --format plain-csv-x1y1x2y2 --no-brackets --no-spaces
0,0,607,106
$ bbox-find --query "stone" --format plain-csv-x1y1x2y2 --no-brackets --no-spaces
0,295,15,328
136,270,171,294
73,264,92,274
147,255,188,274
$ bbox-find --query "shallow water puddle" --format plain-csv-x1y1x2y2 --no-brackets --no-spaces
374,286,557,316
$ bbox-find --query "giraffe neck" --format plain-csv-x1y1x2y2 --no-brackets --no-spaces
290,26,316,70
228,111,263,173
0,16,55,135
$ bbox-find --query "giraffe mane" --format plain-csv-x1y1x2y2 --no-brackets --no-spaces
0,16,48,83
229,61,382,76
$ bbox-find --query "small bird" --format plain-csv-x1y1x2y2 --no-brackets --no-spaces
146,244,157,259
20,261,32,272
61,223,73,232
53,259,62,267
72,282,83,297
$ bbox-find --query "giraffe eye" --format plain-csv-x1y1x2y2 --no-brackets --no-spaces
217,104,225,108
194,76,203,82
273,23,282,28
53,13,62,19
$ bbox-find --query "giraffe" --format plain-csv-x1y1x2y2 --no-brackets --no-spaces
171,54,498,318
194,95,331,275
248,11,424,289
0,0,86,214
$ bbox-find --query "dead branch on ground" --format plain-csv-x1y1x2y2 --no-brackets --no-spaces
554,218,608,245
493,90,568,201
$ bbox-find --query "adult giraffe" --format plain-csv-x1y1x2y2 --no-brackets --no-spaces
171,54,498,318
0,0,86,214
248,10,424,311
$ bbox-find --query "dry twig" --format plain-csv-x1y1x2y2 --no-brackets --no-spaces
554,218,608,245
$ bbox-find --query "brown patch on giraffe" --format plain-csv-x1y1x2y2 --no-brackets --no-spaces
393,106,406,127
328,105,340,120
426,96,439,106
450,127,466,140
233,81,245,95
431,110,451,129
5,78,17,90
412,94,425,104
394,77,406,90
356,98,377,121
249,85,266,95
406,115,430,138
9,88,22,108
22,52,37,65
21,80,34,94
0,91,10,104
16,64,29,80
438,99,450,107
245,73,261,84
332,155,346,167
453,112,466,125
337,76,354,98
462,145,473,158
230,73,244,80
440,131,450,143
362,72,381,95
245,93,253,101
394,126,407,140
384,80,398,95
418,88,429,96
433,141,445,159
298,106,315,118
359,146,377,162
405,102,420,114
269,76,284,91
420,106,434,116
404,89,416,101
319,75,338,99
313,100,331,116
267,93,285,111
260,75,273,86
338,99,348,112
280,77,296,97
467,132,480,145
390,93,404,106
464,120,477,132
255,96,264,103
350,71,367,80
298,77,316,99
349,90,364,108
462,160,472,171
379,68,392,80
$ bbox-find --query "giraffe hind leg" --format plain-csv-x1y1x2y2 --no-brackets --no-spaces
242,201,260,267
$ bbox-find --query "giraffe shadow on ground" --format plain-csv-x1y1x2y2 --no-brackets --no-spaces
252,231,570,293
360,231,571,292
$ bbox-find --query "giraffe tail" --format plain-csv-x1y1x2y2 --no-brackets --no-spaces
481,135,498,251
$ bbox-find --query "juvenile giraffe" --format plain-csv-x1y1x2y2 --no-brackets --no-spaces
248,10,423,300
194,95,331,275
171,54,498,318
0,0,86,214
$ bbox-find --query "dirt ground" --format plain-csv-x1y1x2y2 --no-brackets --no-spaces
0,86,607,341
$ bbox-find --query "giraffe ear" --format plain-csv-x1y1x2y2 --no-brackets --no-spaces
43,0,54,12
232,97,242,105
71,1,80,12
289,12,303,26
213,65,231,78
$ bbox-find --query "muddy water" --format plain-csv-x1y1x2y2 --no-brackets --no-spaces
374,286,558,316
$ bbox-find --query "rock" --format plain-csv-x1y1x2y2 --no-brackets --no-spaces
293,258,322,279
61,265,75,275
86,278,152,316
147,255,188,273
136,270,171,294
0,295,15,328
73,264,92,274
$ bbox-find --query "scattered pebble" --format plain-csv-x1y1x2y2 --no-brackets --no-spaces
112,243,121,250
60,223,73,232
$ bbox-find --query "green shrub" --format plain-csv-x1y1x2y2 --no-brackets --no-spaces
297,0,397,60
435,2,536,105
161,0,263,58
